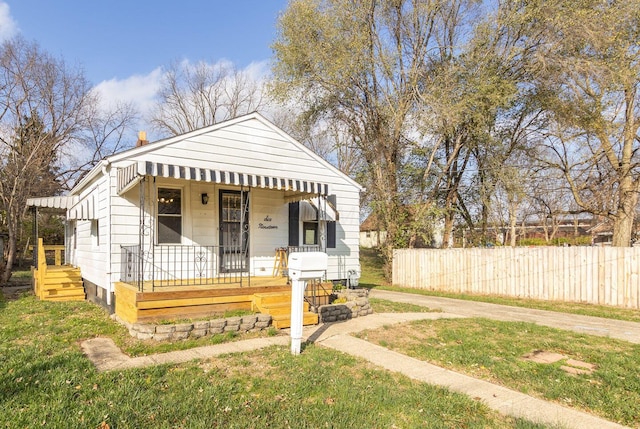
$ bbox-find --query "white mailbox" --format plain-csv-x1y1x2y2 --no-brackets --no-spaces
288,252,328,280
288,251,328,355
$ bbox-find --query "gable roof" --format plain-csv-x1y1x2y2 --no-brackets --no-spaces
72,112,362,195
360,212,380,232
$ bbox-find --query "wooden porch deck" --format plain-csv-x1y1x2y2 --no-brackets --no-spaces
115,276,301,324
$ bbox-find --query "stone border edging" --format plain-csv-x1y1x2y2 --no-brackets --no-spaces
112,314,273,341
113,288,373,341
317,288,373,322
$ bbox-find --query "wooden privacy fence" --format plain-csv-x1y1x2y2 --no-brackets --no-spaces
393,247,640,309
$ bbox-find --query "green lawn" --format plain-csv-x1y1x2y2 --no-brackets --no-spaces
0,295,543,428
357,317,640,427
1,248,634,427
359,246,640,426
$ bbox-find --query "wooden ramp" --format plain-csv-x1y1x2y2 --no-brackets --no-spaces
34,265,85,301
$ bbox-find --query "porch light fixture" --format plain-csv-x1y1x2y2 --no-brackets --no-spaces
201,193,209,205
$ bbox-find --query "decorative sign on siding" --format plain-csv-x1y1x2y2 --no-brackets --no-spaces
259,215,278,230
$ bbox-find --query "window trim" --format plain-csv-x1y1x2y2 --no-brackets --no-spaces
157,186,183,244
303,221,319,245
91,219,100,248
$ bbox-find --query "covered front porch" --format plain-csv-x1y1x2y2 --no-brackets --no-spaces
114,275,334,325
112,159,337,323
116,241,333,324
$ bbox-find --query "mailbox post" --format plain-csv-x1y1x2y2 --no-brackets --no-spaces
287,251,328,355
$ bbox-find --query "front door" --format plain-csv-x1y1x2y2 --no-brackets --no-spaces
219,190,249,272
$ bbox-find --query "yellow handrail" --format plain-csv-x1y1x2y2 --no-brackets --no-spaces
35,238,47,299
29,244,65,266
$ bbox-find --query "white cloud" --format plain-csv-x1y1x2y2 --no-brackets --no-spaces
91,60,274,141
0,1,18,42
244,60,272,82
93,67,163,114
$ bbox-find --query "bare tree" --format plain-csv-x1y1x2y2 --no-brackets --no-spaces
272,106,363,177
0,37,92,282
59,99,139,190
150,60,265,136
502,0,640,246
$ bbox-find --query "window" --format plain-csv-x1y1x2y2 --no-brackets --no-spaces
303,222,318,245
68,221,77,250
289,200,337,248
91,220,100,247
158,188,182,244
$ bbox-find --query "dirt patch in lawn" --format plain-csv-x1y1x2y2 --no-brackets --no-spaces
521,350,596,375
1,285,32,300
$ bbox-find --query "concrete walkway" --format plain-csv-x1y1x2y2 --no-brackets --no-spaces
80,295,636,429
370,289,640,344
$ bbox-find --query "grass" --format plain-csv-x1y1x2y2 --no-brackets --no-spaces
0,294,543,428
358,247,386,288
359,247,640,323
10,270,33,279
359,246,640,425
369,297,439,313
357,317,640,427
2,247,635,427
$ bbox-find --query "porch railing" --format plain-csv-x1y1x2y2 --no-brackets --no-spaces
121,244,250,291
286,246,330,308
287,246,320,253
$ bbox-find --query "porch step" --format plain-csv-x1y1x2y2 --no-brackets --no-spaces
254,301,311,316
37,266,85,301
43,271,82,282
252,291,319,329
272,312,319,330
253,291,294,308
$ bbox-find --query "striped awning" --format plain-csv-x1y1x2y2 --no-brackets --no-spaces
68,195,96,220
27,195,96,220
27,196,78,209
300,197,339,222
117,160,330,197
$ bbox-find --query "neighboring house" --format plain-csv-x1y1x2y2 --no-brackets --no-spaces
359,213,386,248
360,210,444,249
586,218,640,246
28,113,362,323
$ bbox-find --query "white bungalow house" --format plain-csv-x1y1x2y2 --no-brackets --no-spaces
28,113,362,323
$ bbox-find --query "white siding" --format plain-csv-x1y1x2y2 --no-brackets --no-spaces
251,188,289,276
360,230,387,248
190,182,217,246
108,168,142,289
69,114,362,291
325,185,360,280
125,120,352,189
72,174,110,290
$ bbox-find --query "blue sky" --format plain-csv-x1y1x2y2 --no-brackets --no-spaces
3,0,288,84
0,1,289,137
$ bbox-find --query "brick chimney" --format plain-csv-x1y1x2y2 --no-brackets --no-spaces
136,131,149,147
